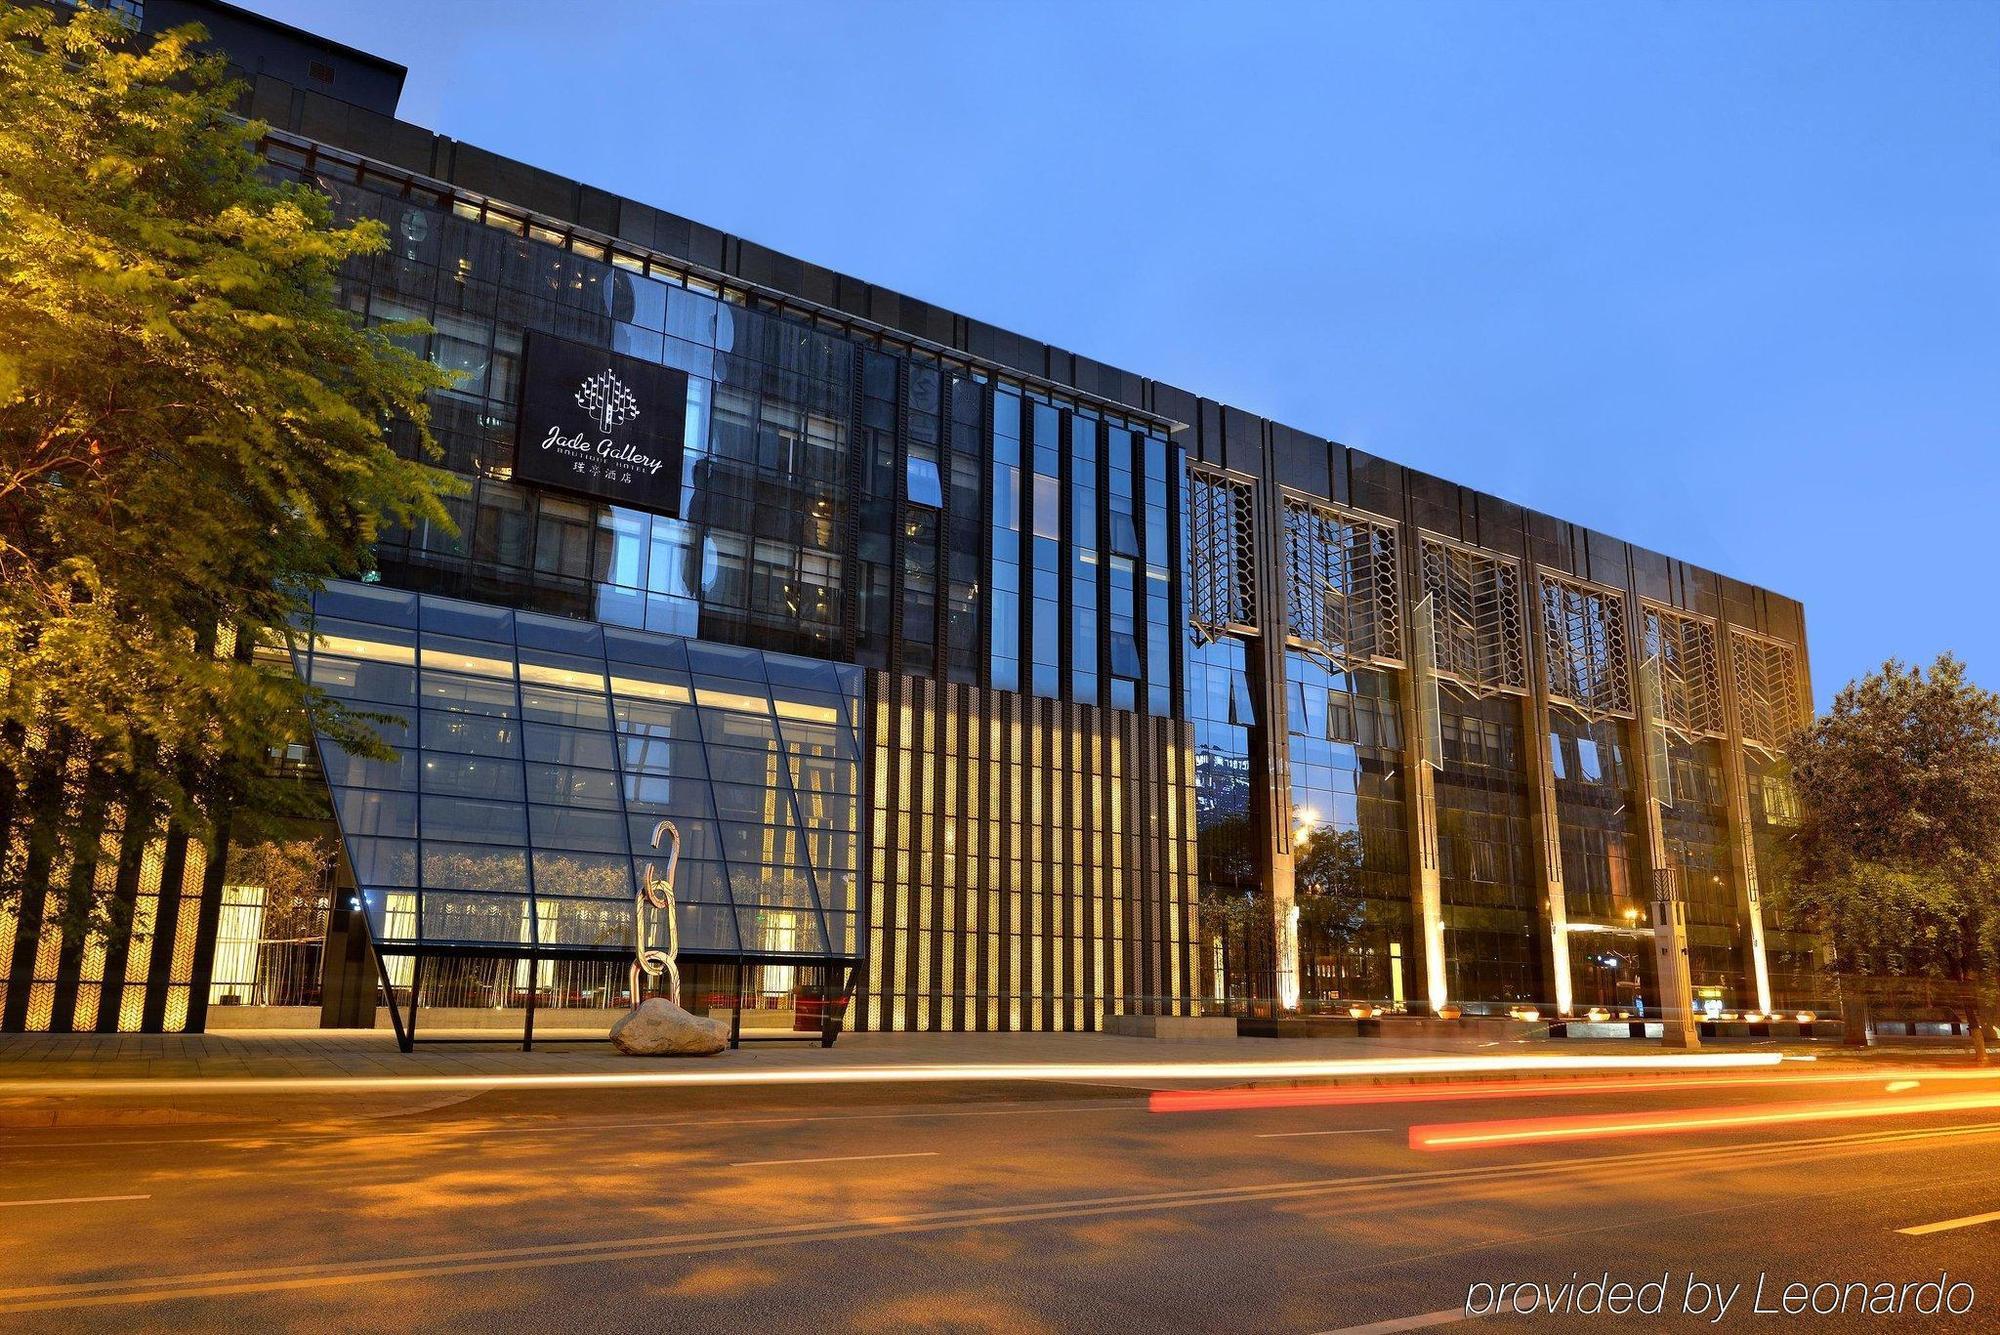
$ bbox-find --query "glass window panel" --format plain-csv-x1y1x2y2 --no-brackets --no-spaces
421,842,527,892
665,859,734,904
762,655,842,693
702,744,783,789
518,653,607,693
419,634,516,680
739,907,826,956
333,788,418,839
711,780,785,823
699,708,777,749
515,610,604,657
315,583,418,628
346,837,419,887
614,694,699,734
604,626,690,669
421,752,525,802
1111,632,1143,680
630,815,719,861
307,619,417,660
522,723,617,769
531,849,633,898
421,891,530,945
787,754,857,798
320,745,419,792
685,641,768,682
717,822,810,865
906,455,943,508
424,795,527,845
520,685,612,729
729,863,820,910
528,805,630,853
771,691,848,727
420,710,518,757
620,734,707,779
539,896,633,949
308,655,416,707
524,762,619,808
419,595,513,642
664,901,741,954
419,670,518,716
622,772,716,818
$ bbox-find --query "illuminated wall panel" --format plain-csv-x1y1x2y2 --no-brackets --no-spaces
860,671,1200,1031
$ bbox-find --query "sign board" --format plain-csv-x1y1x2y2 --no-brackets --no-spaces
514,330,687,516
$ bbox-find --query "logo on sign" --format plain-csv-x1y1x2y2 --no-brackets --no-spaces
514,331,688,516
574,368,641,433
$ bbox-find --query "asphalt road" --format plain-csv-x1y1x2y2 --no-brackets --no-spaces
1,1061,1997,1333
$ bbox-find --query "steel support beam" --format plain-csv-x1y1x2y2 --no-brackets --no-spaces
1519,694,1573,1017
1395,581,1447,1016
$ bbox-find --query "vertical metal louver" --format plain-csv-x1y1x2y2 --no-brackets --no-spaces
1185,465,1259,641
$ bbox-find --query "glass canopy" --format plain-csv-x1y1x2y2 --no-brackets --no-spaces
297,580,862,962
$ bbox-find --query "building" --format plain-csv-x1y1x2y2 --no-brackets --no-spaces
0,0,1819,1040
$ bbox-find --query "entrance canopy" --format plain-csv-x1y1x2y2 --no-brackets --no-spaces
297,580,863,967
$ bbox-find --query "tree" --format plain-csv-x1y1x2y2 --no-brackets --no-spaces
225,837,336,941
1294,826,1366,944
0,7,455,1024
1783,655,2000,1063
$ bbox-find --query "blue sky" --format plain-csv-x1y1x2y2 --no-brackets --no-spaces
246,0,1999,708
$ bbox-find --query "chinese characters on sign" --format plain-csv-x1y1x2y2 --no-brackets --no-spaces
514,330,690,516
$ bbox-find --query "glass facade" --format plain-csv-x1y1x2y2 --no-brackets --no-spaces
1286,656,1411,1008
1434,689,1541,1005
298,580,862,967
0,71,1821,1034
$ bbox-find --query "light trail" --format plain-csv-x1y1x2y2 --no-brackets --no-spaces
1411,1088,2000,1151
1149,1067,2000,1115
0,1051,1782,1098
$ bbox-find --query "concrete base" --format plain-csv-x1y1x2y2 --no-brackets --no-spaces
1237,1016,1380,1039
1103,1015,1240,1042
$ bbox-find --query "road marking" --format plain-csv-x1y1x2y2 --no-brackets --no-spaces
1256,1128,1392,1139
1312,1309,1469,1334
0,1195,149,1209
730,1151,938,1169
4,1119,1996,1314
1898,1208,2000,1236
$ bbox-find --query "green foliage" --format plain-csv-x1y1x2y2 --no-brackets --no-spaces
1784,655,2000,991
0,7,456,927
1294,825,1367,945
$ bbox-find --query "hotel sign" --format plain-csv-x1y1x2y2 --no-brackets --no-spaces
514,331,687,516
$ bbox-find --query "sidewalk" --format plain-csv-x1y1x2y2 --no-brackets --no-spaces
0,1021,1939,1083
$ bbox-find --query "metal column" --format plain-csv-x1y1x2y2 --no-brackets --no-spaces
1717,622,1775,1016
1397,589,1448,1016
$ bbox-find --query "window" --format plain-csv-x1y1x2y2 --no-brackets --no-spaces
1109,511,1140,559
906,454,943,509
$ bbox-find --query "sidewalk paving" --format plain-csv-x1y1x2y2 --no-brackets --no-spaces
0,1022,1957,1084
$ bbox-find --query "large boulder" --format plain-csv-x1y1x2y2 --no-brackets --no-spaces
610,998,730,1057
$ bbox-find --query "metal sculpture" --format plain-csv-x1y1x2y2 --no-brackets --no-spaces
631,819,682,1006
